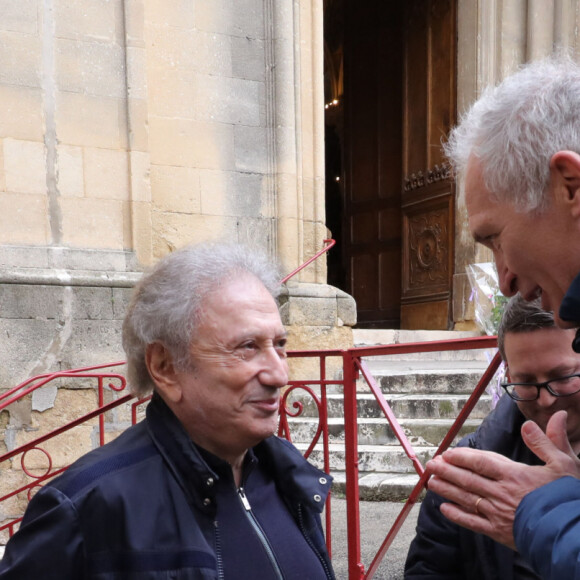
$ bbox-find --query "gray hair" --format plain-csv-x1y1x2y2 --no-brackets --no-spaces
444,55,580,212
122,242,281,395
497,294,556,361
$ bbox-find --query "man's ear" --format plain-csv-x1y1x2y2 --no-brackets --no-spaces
550,151,580,217
145,342,183,403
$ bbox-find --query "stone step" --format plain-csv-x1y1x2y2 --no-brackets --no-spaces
288,392,493,420
330,471,425,502
295,442,438,474
287,416,480,447
353,329,494,362
294,361,498,395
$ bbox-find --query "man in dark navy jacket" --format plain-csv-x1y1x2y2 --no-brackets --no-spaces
0,242,335,579
406,296,580,579
425,57,580,580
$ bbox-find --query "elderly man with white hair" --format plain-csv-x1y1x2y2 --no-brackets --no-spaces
0,242,335,580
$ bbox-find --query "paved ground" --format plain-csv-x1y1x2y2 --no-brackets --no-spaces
326,497,421,579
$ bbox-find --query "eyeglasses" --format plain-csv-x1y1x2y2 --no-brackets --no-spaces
501,373,580,401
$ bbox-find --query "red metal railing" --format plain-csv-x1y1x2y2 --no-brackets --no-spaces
0,336,499,578
281,335,499,578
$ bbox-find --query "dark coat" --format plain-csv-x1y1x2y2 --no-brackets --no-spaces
405,394,542,580
0,394,335,580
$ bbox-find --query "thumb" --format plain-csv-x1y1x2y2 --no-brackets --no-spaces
545,410,574,454
521,410,574,463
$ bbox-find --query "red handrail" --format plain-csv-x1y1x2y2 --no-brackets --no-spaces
280,238,336,284
0,337,499,579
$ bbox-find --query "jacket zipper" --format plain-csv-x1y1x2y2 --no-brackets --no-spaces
237,486,284,580
297,504,333,580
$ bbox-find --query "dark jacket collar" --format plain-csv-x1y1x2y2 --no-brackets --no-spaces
145,393,332,514
560,270,580,324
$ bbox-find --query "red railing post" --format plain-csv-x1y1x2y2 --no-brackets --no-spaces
342,351,365,579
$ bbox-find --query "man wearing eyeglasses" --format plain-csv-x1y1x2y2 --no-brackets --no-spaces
405,294,580,580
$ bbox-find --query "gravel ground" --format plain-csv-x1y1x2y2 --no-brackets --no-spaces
326,497,421,579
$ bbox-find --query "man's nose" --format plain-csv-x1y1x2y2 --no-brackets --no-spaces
536,386,557,408
260,347,289,388
495,252,517,297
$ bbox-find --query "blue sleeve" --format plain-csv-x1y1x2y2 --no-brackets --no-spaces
514,476,580,580
404,490,464,579
0,486,84,578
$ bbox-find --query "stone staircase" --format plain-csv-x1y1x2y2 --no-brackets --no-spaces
289,329,499,500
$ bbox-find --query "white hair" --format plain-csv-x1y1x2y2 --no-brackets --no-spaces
122,242,281,395
444,56,580,211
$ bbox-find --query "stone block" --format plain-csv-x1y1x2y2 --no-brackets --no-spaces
0,30,41,88
0,139,5,193
124,0,146,47
275,125,298,174
46,247,136,272
0,0,39,34
130,200,154,266
0,86,44,141
55,37,126,99
277,217,301,275
0,284,67,319
13,423,95,469
300,177,316,222
56,92,123,149
236,218,274,252
58,320,125,369
71,287,115,320
112,287,134,319
0,245,51,269
149,117,234,170
275,173,299,219
287,297,337,327
57,144,84,197
60,197,125,249
0,468,29,538
0,192,49,245
234,125,268,173
129,151,151,203
147,26,231,77
147,68,197,119
194,75,261,126
84,147,130,201
4,139,46,195
195,0,264,39
151,212,238,258
286,325,352,382
200,169,263,217
126,98,149,153
54,0,119,42
337,294,357,327
126,46,147,99
232,37,265,82
0,319,62,388
145,0,195,29
151,165,201,213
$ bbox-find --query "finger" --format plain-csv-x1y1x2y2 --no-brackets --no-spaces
545,410,574,453
440,447,512,480
438,503,516,550
428,472,487,509
521,410,575,463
